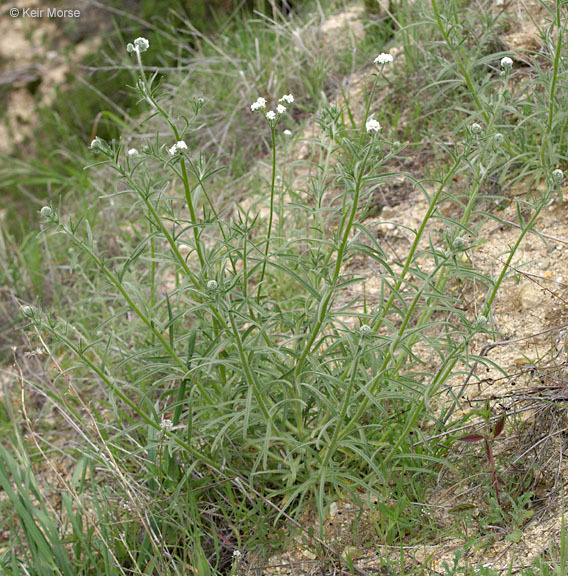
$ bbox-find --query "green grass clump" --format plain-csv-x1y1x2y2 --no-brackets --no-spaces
2,1,568,574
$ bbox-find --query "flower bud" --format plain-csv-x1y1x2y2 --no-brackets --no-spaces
452,236,466,251
22,305,35,318
476,315,488,328
90,137,111,155
359,324,372,336
470,123,482,135
207,280,218,291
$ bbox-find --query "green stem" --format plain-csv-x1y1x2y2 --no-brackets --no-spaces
295,142,374,380
547,1,563,135
372,150,465,335
441,194,550,425
320,345,362,470
43,322,219,470
62,227,215,401
257,123,277,303
431,0,489,124
228,311,272,420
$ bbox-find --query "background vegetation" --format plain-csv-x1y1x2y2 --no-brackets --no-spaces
1,0,568,574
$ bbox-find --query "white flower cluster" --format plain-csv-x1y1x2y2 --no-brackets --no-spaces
127,148,139,158
366,119,382,133
500,56,513,70
168,140,188,156
250,97,266,111
374,52,393,65
127,37,150,54
160,416,173,432
251,94,294,122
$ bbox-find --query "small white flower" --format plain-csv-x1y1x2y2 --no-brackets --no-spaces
279,94,294,104
470,123,482,135
374,53,393,65
232,550,242,559
553,169,564,182
160,416,173,432
277,104,286,114
134,37,150,53
40,206,53,218
176,140,188,151
127,148,139,157
207,280,218,291
366,119,382,133
251,97,267,111
266,110,276,121
359,324,372,335
168,144,178,156
283,129,292,136
500,56,513,70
